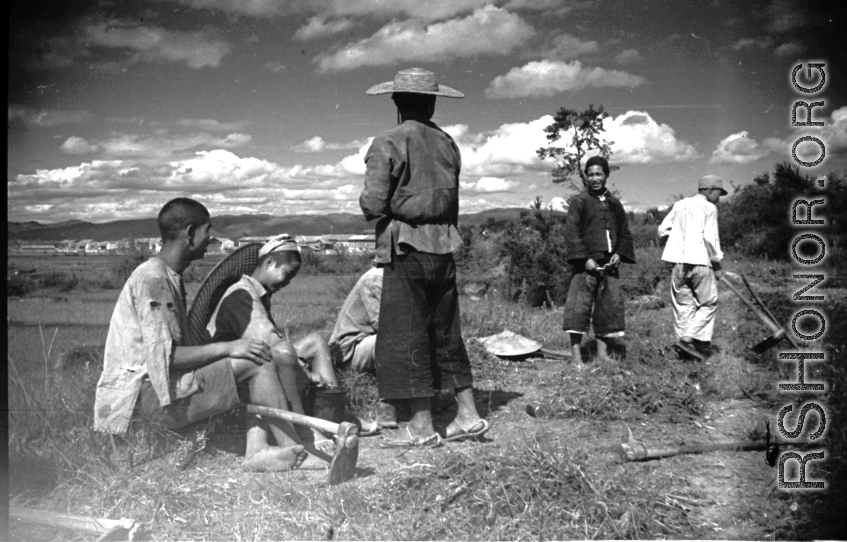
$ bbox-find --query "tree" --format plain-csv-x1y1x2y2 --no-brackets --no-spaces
536,104,618,193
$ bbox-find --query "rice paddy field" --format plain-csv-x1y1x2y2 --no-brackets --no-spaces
7,251,846,541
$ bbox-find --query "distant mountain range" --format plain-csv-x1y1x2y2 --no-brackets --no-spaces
8,208,533,242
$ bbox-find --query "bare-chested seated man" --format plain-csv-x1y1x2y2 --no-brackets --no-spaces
206,234,374,463
93,198,305,472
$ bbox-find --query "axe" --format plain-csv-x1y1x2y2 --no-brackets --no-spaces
246,405,359,485
720,276,795,353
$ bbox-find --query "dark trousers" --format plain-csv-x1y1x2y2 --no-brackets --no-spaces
375,250,473,400
561,266,625,336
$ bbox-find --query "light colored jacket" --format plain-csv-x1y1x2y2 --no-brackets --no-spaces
328,267,382,365
93,258,198,435
658,194,723,266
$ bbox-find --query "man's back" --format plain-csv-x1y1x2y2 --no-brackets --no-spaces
659,194,722,265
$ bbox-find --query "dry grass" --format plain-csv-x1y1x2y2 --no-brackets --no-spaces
7,255,847,541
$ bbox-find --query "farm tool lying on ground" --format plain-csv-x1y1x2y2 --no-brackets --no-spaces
721,274,800,353
478,330,572,359
616,422,812,466
9,508,141,542
186,243,359,485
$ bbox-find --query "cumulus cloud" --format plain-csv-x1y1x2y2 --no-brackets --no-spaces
72,131,253,159
60,136,100,155
774,41,804,57
486,60,646,98
732,37,774,51
290,136,367,152
169,0,287,18
172,118,248,132
294,17,355,40
614,48,643,64
171,0,493,21
538,34,598,60
315,5,534,72
263,61,287,74
445,117,551,177
85,21,231,68
709,108,847,165
461,177,518,193
9,106,93,127
604,111,699,164
766,0,806,33
709,131,781,164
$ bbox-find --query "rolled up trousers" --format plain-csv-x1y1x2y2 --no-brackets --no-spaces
374,250,473,400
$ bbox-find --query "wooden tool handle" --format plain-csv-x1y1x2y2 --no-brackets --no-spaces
720,277,782,333
246,405,339,434
10,507,136,537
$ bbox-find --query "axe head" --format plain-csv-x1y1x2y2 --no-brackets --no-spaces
750,327,786,354
328,421,359,485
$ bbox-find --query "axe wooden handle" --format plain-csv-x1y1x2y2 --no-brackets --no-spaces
246,404,339,434
720,277,782,333
10,507,136,538
740,274,801,349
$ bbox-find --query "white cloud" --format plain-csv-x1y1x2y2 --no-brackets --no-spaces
766,0,806,33
315,5,534,72
461,177,518,193
485,60,646,98
293,17,355,40
709,107,847,164
709,131,780,164
94,132,252,158
170,0,287,18
774,41,804,58
291,136,368,153
172,0,493,21
172,118,247,132
732,37,774,51
85,22,231,69
604,111,699,164
263,61,287,74
614,48,643,64
60,136,100,155
446,117,551,177
538,34,598,60
9,106,93,127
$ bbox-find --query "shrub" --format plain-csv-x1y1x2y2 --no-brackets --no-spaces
40,271,79,292
7,275,34,297
110,248,150,285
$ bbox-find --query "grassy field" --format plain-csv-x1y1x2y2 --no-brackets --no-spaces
7,251,846,541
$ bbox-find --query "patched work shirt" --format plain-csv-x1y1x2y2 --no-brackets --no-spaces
565,189,636,266
206,275,281,344
658,194,723,266
328,267,382,364
360,119,464,264
93,258,199,435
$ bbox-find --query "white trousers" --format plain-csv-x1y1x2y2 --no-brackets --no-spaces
671,263,718,342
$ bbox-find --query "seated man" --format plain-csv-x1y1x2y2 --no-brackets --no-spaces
93,198,306,472
328,266,398,428
207,234,374,457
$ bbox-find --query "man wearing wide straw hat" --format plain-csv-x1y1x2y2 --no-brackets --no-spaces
658,175,728,360
360,68,489,447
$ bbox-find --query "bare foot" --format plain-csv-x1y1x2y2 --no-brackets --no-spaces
296,451,330,471
241,445,305,472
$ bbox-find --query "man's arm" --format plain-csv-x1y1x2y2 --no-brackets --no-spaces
703,205,724,279
359,138,397,221
657,205,675,238
172,339,271,371
564,195,589,263
612,199,636,265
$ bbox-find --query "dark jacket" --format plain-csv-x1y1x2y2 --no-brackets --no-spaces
359,119,463,264
565,189,636,266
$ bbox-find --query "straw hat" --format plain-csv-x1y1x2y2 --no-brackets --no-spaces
366,68,464,98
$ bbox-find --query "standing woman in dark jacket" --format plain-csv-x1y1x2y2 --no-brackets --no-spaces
561,156,636,363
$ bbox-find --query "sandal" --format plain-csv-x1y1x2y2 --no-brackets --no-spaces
442,419,490,442
379,427,441,449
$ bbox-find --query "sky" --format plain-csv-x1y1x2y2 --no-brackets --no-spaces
8,0,847,224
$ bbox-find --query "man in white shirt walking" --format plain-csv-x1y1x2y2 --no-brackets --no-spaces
658,175,727,360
